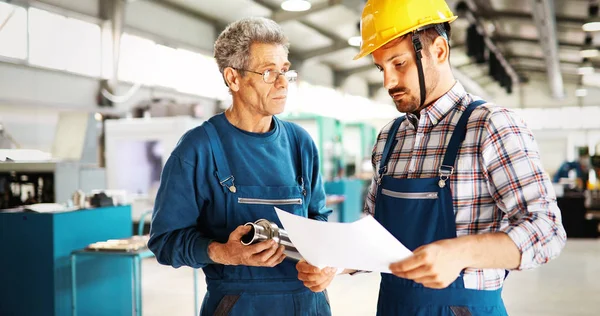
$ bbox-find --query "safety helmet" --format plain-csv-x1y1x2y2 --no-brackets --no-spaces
354,0,457,60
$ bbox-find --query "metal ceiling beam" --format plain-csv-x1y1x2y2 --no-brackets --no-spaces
494,35,595,50
273,0,343,23
479,10,586,25
300,19,346,45
253,0,352,61
529,0,564,99
150,0,230,42
299,40,350,59
334,64,375,77
100,0,125,89
515,66,581,77
507,55,581,65
459,3,521,87
151,0,224,27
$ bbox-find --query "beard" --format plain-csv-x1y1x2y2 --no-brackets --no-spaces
389,87,419,113
389,63,440,114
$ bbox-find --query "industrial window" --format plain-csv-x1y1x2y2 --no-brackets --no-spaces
174,48,204,96
154,44,179,89
199,55,229,100
64,17,101,77
118,33,156,85
28,8,101,77
0,3,28,60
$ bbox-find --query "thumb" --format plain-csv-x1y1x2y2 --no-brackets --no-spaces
324,267,337,275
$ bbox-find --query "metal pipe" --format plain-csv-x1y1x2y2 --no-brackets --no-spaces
241,219,303,261
529,0,565,99
462,10,520,86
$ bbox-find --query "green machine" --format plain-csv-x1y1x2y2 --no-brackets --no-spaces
343,122,377,177
282,114,345,181
282,114,377,223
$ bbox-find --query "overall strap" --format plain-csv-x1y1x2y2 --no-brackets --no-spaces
282,121,306,195
201,121,236,193
378,116,407,179
438,100,486,186
441,100,487,168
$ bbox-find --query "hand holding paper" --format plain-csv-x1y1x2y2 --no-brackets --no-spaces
275,208,412,273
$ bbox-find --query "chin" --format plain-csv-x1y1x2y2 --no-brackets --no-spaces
268,103,286,115
394,103,416,113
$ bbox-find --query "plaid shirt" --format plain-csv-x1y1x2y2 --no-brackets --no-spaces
365,82,566,290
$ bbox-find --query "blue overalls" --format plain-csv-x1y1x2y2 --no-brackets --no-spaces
374,101,509,316
199,121,331,316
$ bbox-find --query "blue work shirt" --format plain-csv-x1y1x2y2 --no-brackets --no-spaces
148,113,331,269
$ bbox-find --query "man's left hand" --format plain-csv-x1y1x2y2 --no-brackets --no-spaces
389,239,466,289
297,260,337,292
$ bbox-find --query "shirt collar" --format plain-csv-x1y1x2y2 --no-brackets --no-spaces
406,81,468,126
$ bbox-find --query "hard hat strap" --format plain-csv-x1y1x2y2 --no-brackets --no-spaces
412,32,427,108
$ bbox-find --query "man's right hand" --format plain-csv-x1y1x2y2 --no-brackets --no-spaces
207,225,286,267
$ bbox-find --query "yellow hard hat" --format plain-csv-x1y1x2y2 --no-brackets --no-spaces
354,0,457,60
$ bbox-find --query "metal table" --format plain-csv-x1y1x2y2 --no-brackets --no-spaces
70,248,154,316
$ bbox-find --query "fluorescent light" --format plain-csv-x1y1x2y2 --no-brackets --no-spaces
576,88,588,97
348,36,362,47
578,66,595,75
580,49,599,58
583,22,600,32
281,0,311,12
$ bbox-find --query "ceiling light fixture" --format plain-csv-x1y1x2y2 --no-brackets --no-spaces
575,88,588,97
580,49,599,58
583,21,600,32
281,0,311,12
579,59,595,75
348,36,362,47
579,66,595,75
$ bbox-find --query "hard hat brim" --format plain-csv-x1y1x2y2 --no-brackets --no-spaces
353,16,458,60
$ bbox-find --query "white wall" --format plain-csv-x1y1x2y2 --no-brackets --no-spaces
0,63,99,108
0,104,59,152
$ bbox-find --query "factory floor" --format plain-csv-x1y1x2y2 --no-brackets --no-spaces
141,239,600,316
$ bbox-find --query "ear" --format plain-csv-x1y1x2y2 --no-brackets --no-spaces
224,67,241,92
429,36,449,64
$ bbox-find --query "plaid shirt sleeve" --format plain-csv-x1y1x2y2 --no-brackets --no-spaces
364,126,387,216
480,108,567,270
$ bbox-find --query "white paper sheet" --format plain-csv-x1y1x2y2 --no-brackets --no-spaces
275,208,412,274
25,203,73,213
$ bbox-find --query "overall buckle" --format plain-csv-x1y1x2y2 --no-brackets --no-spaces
438,165,454,188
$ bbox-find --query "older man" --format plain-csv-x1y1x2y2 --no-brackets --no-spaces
149,17,332,316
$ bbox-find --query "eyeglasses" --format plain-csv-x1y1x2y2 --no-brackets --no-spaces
233,68,298,84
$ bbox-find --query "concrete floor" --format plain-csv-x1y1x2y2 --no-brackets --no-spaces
141,239,600,316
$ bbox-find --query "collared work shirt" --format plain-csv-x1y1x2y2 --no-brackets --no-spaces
365,82,566,290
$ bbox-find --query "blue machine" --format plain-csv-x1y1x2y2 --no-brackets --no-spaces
324,179,367,222
0,206,133,316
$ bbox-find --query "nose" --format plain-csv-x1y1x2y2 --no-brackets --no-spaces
383,69,399,90
274,73,288,89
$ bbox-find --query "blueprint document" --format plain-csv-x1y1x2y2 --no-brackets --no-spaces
275,208,412,273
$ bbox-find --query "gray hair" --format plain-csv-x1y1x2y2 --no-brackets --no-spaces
214,17,290,85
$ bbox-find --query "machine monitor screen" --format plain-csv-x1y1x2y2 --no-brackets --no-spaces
113,140,164,195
